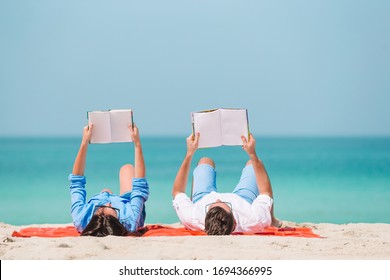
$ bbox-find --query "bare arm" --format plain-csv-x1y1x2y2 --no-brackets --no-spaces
129,124,145,178
72,125,93,176
241,134,273,198
172,133,199,198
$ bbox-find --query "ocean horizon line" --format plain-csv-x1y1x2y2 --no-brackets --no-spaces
1,134,390,139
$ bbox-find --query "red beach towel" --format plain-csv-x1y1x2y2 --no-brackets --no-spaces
11,224,321,238
11,226,80,238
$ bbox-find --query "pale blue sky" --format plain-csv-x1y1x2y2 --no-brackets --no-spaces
1,0,389,136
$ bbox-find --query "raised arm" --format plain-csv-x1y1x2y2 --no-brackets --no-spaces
129,124,145,178
241,134,273,198
72,125,93,176
172,133,199,198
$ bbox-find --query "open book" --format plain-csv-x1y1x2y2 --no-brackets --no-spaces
191,108,249,148
87,109,133,144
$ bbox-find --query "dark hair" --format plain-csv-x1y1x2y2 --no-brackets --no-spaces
81,214,128,237
204,206,235,235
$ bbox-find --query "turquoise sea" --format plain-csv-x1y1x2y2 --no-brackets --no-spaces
0,136,389,226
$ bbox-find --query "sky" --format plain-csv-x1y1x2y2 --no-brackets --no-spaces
1,0,389,137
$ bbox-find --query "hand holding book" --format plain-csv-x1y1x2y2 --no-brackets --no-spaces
129,123,141,147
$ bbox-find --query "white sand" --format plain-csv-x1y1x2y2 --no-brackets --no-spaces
1,221,389,260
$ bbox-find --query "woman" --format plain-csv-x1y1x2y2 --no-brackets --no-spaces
68,123,149,236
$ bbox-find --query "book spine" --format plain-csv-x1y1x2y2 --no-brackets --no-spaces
191,112,195,136
86,111,91,143
246,109,250,138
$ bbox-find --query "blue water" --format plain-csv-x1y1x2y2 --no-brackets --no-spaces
0,136,389,225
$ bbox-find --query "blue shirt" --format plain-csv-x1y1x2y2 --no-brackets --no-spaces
68,174,149,233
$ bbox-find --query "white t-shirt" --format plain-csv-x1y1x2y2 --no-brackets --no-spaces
172,191,273,233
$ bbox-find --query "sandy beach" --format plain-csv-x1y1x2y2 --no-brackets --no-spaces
1,221,389,260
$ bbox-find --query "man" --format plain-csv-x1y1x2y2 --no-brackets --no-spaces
172,133,281,235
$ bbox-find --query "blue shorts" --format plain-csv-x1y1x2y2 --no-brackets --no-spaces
191,164,259,204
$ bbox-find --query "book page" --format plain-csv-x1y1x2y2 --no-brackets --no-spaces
88,111,112,144
220,109,249,146
109,109,133,143
192,110,222,148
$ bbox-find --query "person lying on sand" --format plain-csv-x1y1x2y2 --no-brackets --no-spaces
69,124,149,237
172,133,282,235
